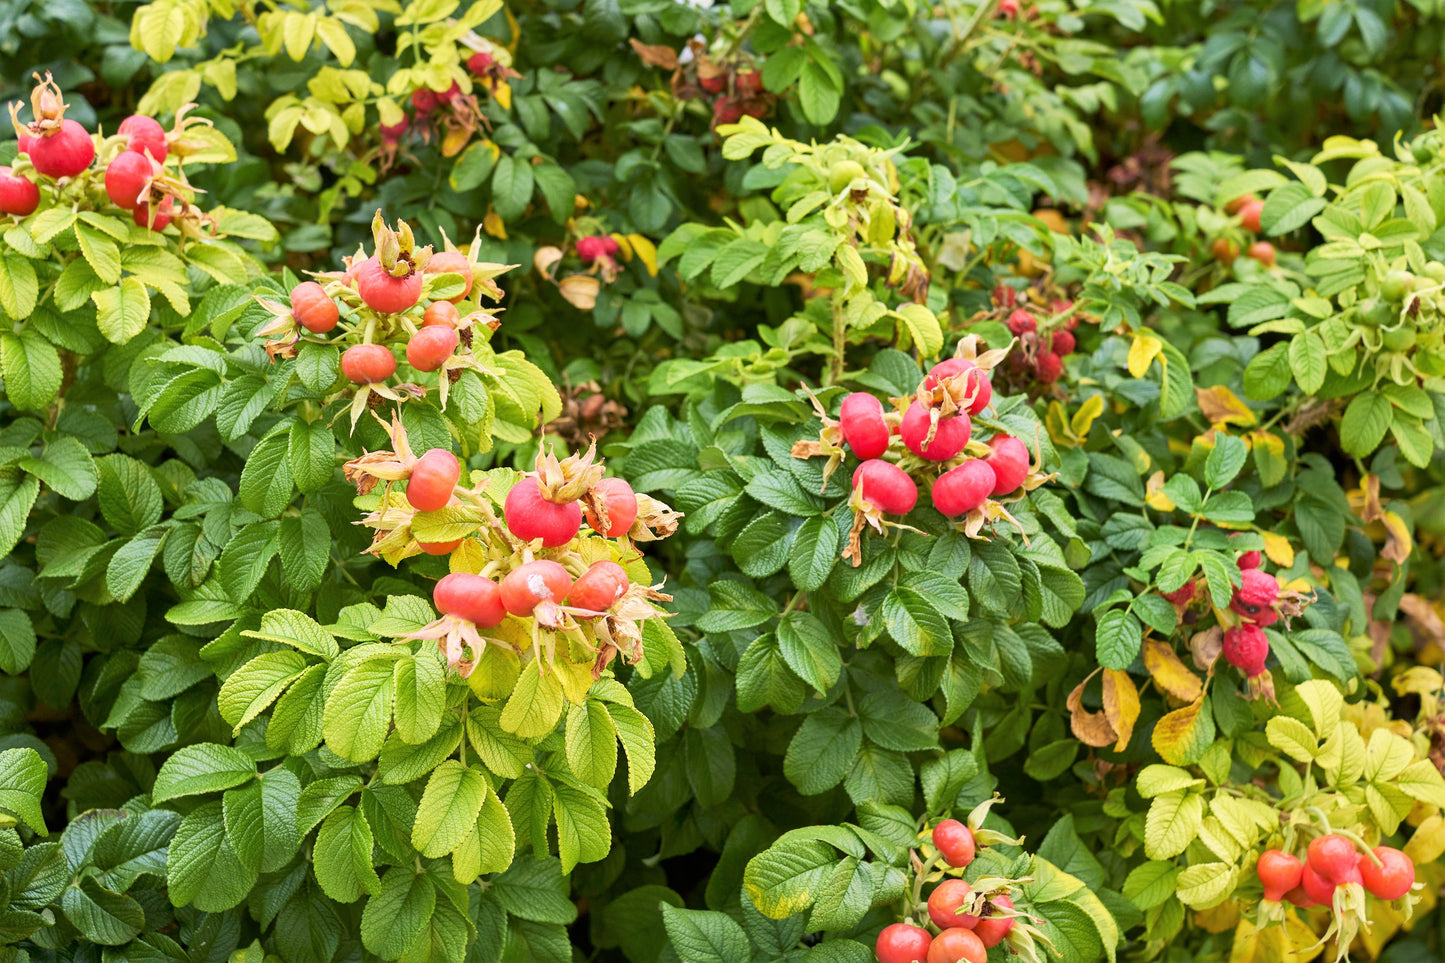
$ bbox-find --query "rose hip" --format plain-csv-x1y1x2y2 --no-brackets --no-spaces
104,152,151,209
407,448,461,512
504,477,583,547
407,325,458,372
499,560,573,617
290,281,339,334
0,167,39,216
932,819,976,868
933,461,996,517
901,402,970,461
852,460,917,515
984,435,1029,496
568,560,629,611
838,392,890,459
585,477,639,537
433,572,505,627
341,343,396,384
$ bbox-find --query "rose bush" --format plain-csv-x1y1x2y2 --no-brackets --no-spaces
2,3,1445,963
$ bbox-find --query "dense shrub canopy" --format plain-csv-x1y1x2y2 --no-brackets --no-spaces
1,2,1444,963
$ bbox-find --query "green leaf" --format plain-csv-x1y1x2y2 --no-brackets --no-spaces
491,155,534,222
223,767,301,874
288,420,335,494
323,657,396,762
92,277,151,343
243,608,339,661
166,802,257,911
744,838,836,918
881,588,952,657
606,702,657,795
238,431,295,518
1288,333,1327,394
552,778,611,873
0,748,48,834
151,742,257,802
1204,434,1247,489
0,330,62,411
393,652,445,745
776,611,842,692
17,435,97,500
660,904,751,963
96,454,163,535
565,700,618,789
61,877,144,945
0,609,36,674
412,760,487,858
696,581,779,633
1340,392,1394,457
1122,860,1180,910
361,867,436,959
0,253,38,320
218,650,309,733
1260,182,1327,235
0,474,38,558
1095,609,1142,670
312,805,381,903
499,659,565,737
783,709,861,795
797,59,841,125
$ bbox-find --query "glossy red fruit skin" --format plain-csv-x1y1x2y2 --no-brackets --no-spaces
412,88,439,115
852,459,918,515
1006,309,1036,335
925,358,991,415
133,195,174,231
380,118,408,141
1225,193,1256,215
290,281,339,334
1307,835,1359,884
568,560,629,611
341,343,397,384
29,119,94,178
418,538,462,555
1359,847,1415,900
119,115,167,162
1300,864,1335,905
1248,241,1276,267
499,560,573,616
927,878,974,930
932,819,976,868
875,923,932,963
985,435,1029,496
586,477,639,537
468,51,495,75
713,97,743,125
972,895,1014,948
1240,199,1264,233
408,449,461,512
927,927,986,963
1257,850,1304,902
1238,550,1262,570
422,301,460,328
0,167,39,216
1222,623,1269,677
933,461,996,517
1050,330,1076,355
576,235,614,264
433,572,505,627
1161,581,1196,605
104,152,150,209
1283,885,1315,908
356,257,423,313
16,134,33,154
839,392,890,459
901,402,970,461
426,251,473,302
1230,569,1279,625
1035,352,1063,383
438,82,461,103
407,325,458,372
504,478,583,547
699,73,727,95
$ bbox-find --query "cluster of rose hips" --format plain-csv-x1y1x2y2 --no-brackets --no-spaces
1213,193,1276,267
2,73,193,231
380,50,514,149
576,234,620,269
986,286,1079,390
875,809,1027,963
1161,547,1288,694
345,421,680,677
1256,835,1416,910
798,337,1045,563
684,56,768,127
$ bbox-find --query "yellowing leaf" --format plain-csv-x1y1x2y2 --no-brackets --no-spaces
1196,385,1257,427
1152,693,1214,765
1142,639,1203,703
1127,332,1163,378
1381,510,1413,564
1103,668,1139,752
483,209,507,239
1067,668,1116,749
1260,531,1294,567
627,234,659,277
494,81,512,111
1070,394,1106,440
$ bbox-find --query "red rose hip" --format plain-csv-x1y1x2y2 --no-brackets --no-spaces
341,343,396,384
927,927,986,963
499,560,573,617
852,460,917,515
927,878,974,930
433,572,505,627
972,895,1014,948
984,435,1029,496
1307,834,1360,884
568,560,629,611
104,152,151,209
356,256,423,314
1256,850,1303,902
932,819,975,868
1359,846,1414,900
504,477,583,547
585,477,639,537
875,923,932,963
290,281,340,334
901,402,970,461
839,392,890,459
408,448,461,512
933,461,996,517
407,325,458,372
29,119,93,178
0,167,39,216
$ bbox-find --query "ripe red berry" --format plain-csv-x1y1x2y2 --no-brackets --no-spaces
418,538,462,555
1247,241,1276,267
972,896,1014,948
433,572,505,627
852,459,917,515
1161,581,1196,605
924,358,991,415
927,878,975,930
16,134,33,155
1359,847,1414,900
356,256,423,314
425,251,474,302
568,560,629,611
1006,309,1036,335
104,152,150,209
996,0,1020,16
875,923,932,963
407,325,458,372
1211,238,1239,264
699,72,727,95
576,235,615,265
1050,330,1076,355
1238,550,1262,570
1230,569,1279,625
1225,194,1256,215
585,477,639,537
839,392,890,459
1222,623,1269,678
712,97,743,125
992,285,1016,308
1240,199,1264,233
28,119,94,178
927,927,986,963
1257,850,1304,902
504,477,583,547
340,343,397,384
734,69,762,96
408,448,461,512
119,115,167,161
0,166,39,216
1307,835,1360,885
1300,864,1335,905
1283,885,1315,908
438,82,462,104
901,403,970,461
1034,352,1063,383
412,88,439,115
499,560,573,617
931,819,975,868
380,118,409,142
984,435,1029,496
422,301,460,328
290,281,340,334
133,195,174,231
933,461,996,517
468,51,495,75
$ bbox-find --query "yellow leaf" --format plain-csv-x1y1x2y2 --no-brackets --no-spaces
554,660,595,705
494,81,512,111
1260,531,1294,567
1103,669,1139,752
1045,401,1071,446
1145,471,1176,512
1127,332,1163,378
450,538,487,574
483,209,507,239
1381,510,1413,564
574,193,590,211
1405,813,1445,864
442,126,471,158
627,234,659,276
467,646,521,701
1070,393,1105,439
1152,693,1213,765
1142,639,1203,703
1196,385,1257,427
